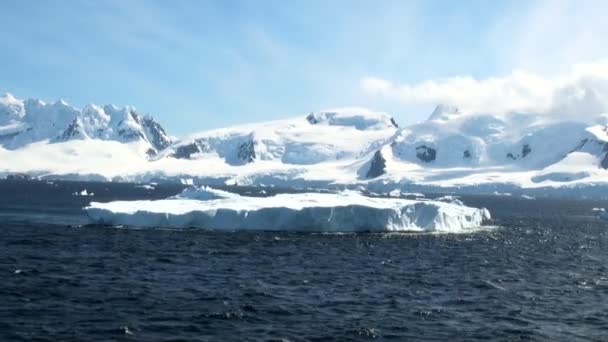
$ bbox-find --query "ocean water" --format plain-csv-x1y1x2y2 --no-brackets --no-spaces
1,180,608,341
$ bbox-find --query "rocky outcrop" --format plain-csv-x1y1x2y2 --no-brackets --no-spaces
416,145,436,162
60,118,86,140
238,140,256,163
306,113,318,124
146,148,157,158
390,117,399,128
463,150,471,159
170,141,206,159
141,116,171,151
366,150,386,178
522,144,532,158
506,144,532,161
601,152,608,169
117,127,146,142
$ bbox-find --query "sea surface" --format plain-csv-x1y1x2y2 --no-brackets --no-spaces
1,179,608,341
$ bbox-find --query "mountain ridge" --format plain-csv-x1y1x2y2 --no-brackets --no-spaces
0,93,172,155
3,92,608,197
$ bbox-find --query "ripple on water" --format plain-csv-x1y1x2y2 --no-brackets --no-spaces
2,183,608,340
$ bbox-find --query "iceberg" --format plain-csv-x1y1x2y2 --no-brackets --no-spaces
85,188,491,233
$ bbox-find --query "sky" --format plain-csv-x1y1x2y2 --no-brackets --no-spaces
2,0,608,135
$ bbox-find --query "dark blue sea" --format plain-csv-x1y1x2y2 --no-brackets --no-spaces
1,180,608,341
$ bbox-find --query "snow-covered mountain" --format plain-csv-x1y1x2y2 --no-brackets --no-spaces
4,91,608,198
0,93,171,155
378,105,604,170
156,107,397,165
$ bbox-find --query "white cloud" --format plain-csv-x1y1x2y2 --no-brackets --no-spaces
360,77,393,95
360,59,608,120
487,0,608,74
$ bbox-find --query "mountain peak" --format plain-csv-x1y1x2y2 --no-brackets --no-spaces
1,92,169,155
428,104,460,121
54,98,69,107
0,93,25,122
1,92,20,103
24,98,45,107
306,107,397,130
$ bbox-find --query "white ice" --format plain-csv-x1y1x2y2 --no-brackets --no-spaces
85,188,491,233
73,189,94,196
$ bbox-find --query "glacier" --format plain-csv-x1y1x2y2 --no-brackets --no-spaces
0,93,171,155
85,187,492,233
5,91,608,199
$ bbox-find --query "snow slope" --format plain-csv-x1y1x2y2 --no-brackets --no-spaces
4,91,608,198
157,107,397,165
0,93,171,155
85,188,491,232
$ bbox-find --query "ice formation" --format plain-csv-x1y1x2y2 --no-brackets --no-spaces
85,188,491,233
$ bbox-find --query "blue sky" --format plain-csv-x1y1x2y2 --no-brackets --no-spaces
2,0,607,134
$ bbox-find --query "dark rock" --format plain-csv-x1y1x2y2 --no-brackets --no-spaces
238,140,256,163
141,116,171,151
60,118,85,140
601,152,608,169
117,127,145,142
569,138,589,153
390,117,399,128
170,141,206,159
416,145,436,162
463,150,471,159
366,150,386,178
129,109,141,124
146,148,157,158
306,113,318,124
506,153,516,160
522,144,531,158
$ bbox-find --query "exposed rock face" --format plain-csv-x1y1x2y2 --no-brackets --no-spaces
146,148,157,158
416,145,436,162
306,113,318,124
571,138,589,153
115,110,144,142
60,118,86,140
522,144,532,158
117,127,146,142
7,98,171,156
366,150,386,178
238,140,256,163
506,144,532,161
141,116,171,151
390,117,399,128
463,150,471,159
601,152,608,169
170,141,206,159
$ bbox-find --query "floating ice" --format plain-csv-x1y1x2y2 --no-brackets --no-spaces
136,184,156,190
73,189,94,196
85,188,491,233
173,186,238,200
434,195,465,206
596,208,608,221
